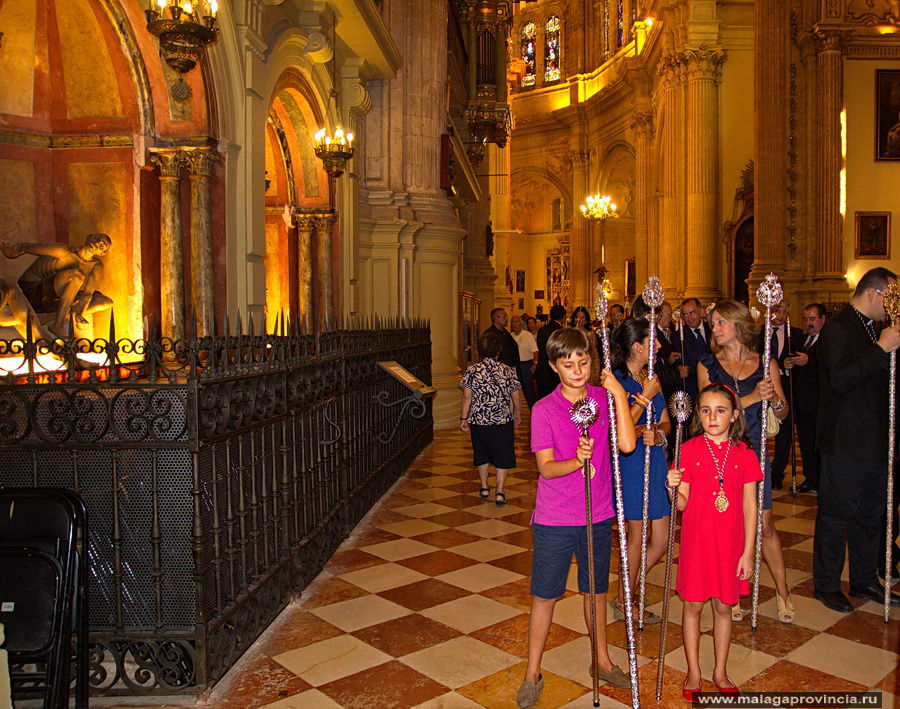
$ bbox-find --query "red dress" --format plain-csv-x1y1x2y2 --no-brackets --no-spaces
675,436,764,605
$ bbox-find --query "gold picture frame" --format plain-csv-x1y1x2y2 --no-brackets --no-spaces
855,211,891,260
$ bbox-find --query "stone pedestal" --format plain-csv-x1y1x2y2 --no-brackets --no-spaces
150,149,186,342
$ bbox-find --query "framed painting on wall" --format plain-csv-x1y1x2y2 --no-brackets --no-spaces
876,70,900,160
534,290,544,300
855,211,891,259
516,270,526,292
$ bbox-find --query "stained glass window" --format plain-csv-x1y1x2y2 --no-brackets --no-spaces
521,22,536,87
616,1,624,49
545,16,561,83
602,1,610,60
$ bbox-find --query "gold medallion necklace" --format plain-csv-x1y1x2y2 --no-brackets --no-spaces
703,434,732,513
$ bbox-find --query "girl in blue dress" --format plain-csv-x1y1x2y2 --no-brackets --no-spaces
611,318,671,623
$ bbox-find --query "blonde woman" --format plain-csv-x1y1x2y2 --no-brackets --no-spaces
696,299,794,624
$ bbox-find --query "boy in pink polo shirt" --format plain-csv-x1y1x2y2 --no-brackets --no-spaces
516,328,637,707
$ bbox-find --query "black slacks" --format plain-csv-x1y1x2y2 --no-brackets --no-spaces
814,452,887,592
771,410,793,484
795,411,819,488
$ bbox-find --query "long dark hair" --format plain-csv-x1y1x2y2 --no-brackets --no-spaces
688,382,752,447
610,318,651,375
570,305,591,328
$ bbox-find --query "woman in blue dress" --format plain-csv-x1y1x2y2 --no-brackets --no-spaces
611,318,671,623
697,299,795,624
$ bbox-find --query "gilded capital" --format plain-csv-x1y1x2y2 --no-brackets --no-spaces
150,149,187,179
293,212,318,233
677,46,727,81
315,214,336,233
814,28,851,53
184,148,220,177
631,111,654,138
568,149,592,168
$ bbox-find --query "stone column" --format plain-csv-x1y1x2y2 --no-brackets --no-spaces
570,149,591,307
467,18,478,100
316,214,335,327
150,149,186,342
681,47,726,301
495,22,507,103
750,0,789,285
814,30,849,297
632,111,654,285
658,55,680,297
293,213,316,328
184,147,219,336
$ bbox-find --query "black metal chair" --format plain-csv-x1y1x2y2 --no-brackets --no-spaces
0,488,87,708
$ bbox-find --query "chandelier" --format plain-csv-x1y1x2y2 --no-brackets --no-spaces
145,0,219,74
314,128,354,178
580,194,619,221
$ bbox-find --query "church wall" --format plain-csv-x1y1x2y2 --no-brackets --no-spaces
844,58,900,287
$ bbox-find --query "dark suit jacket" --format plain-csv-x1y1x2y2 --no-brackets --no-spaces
654,327,679,401
670,322,712,393
483,325,519,369
817,305,890,460
535,319,563,397
765,324,805,378
792,334,821,415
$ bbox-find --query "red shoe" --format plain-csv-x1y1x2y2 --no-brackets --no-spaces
682,678,702,701
714,676,739,696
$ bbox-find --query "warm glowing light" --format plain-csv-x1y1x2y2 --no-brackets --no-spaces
315,129,326,142
157,0,167,9
0,354,65,376
646,17,654,27
183,2,193,14
76,352,111,367
580,194,619,221
346,132,354,145
210,0,217,14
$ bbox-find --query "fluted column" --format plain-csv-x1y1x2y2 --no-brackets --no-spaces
293,213,316,328
682,47,726,301
150,149,186,342
570,149,591,307
316,214,335,326
632,111,654,285
814,30,849,294
184,147,219,336
658,55,680,297
750,0,789,285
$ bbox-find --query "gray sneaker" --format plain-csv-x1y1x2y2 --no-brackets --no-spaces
591,663,631,688
516,674,544,707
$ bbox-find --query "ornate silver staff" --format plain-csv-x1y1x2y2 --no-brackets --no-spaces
638,277,665,630
656,391,693,700
596,284,640,708
883,282,900,624
752,273,783,630
672,306,686,389
570,397,602,706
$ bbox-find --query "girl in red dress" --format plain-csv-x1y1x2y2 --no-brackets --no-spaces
666,383,763,700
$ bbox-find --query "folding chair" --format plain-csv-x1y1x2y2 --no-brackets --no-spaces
0,488,83,708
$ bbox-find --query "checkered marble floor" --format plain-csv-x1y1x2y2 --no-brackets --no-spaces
184,417,900,708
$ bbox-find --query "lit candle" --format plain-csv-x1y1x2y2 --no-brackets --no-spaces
315,129,326,143
183,2,193,14
157,0,166,9
346,132,354,147
325,136,331,145
210,0,218,15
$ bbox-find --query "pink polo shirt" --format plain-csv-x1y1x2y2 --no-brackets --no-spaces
530,384,614,525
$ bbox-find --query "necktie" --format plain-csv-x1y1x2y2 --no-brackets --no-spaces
803,335,813,350
693,327,702,342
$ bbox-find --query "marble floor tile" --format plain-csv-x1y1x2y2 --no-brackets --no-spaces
774,516,817,535
399,635,518,690
827,606,900,651
787,632,898,686
470,612,582,658
436,561,525,592
401,487,459,502
419,593,523,633
480,577,539,613
757,591,852,631
411,691,484,708
428,509,486,527
540,635,652,688
309,593,411,632
300,575,370,609
254,609,344,656
551,593,616,633
462,502,528,519
360,537,440,561
376,577,471,612
411,527,483,549
317,660,449,708
376,518,447,537
487,550,533,576
663,634,777,685
351,613,461,656
456,518,528,538
431,493,495,510
272,634,392,686
492,528,536,548
258,689,344,708
742,659,868,693
207,653,312,709
447,538,527,562
338,561,429,593
393,502,457,518
727,612,818,656
397,549,479,575
418,474,467,486
457,661,588,708
320,547,383,574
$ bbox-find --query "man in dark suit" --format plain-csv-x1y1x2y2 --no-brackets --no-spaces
786,303,826,494
814,267,900,613
630,296,679,402
483,307,519,369
767,302,806,489
534,304,567,400
670,297,711,398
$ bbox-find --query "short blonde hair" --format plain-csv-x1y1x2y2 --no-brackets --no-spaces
708,300,761,354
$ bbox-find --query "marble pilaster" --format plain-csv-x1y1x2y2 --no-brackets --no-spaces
570,149,591,307
293,213,316,328
657,55,681,298
149,148,186,342
813,30,850,297
184,147,219,336
681,46,726,302
632,110,654,287
316,214,335,326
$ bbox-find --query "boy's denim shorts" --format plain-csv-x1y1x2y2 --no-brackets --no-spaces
530,518,613,599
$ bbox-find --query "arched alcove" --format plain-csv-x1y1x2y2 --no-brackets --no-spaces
594,142,636,302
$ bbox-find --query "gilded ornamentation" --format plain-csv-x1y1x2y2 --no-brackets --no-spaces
676,46,727,82
150,149,188,179
631,111,654,137
184,148,219,177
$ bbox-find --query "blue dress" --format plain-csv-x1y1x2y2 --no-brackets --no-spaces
700,353,773,511
616,371,669,520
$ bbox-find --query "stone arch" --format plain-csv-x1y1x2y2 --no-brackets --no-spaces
592,142,636,302
510,167,572,231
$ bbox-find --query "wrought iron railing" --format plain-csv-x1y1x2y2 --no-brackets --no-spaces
0,315,433,695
